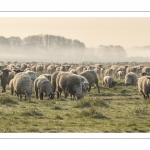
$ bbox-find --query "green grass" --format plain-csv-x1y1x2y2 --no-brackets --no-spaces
0,77,150,132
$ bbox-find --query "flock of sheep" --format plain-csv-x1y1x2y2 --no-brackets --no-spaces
0,61,150,100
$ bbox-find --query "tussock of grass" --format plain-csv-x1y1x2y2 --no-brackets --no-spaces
55,115,63,120
0,96,19,105
74,98,109,108
21,109,43,117
79,107,109,119
53,106,62,110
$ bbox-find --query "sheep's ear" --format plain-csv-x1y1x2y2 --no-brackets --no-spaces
146,77,150,80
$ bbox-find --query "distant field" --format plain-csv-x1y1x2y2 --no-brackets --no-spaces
0,77,149,133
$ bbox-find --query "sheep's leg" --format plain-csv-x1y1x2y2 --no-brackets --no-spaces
35,89,38,99
95,81,100,93
88,86,91,92
40,92,43,100
11,87,13,95
140,90,146,99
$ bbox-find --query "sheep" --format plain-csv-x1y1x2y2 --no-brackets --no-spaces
31,66,36,72
60,65,70,72
56,72,83,100
94,67,101,78
142,67,150,76
100,67,105,78
78,75,89,96
20,63,27,71
80,70,100,93
69,69,77,74
34,77,54,100
9,79,14,95
47,65,57,74
38,74,51,82
103,76,117,88
116,70,125,80
25,70,37,83
105,68,113,76
0,68,11,92
76,65,84,74
138,76,150,99
13,72,32,100
36,64,44,73
124,72,138,86
51,71,60,92
126,66,137,74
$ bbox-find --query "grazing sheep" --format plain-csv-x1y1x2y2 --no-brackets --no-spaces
142,67,150,76
36,64,44,73
126,66,137,74
76,65,84,74
51,71,60,92
69,69,77,74
124,72,138,86
31,66,36,72
9,79,14,95
100,67,105,78
13,72,32,100
25,70,37,83
38,74,51,82
34,77,54,100
21,63,27,71
138,76,150,99
56,72,83,100
78,75,89,96
103,76,117,88
47,65,57,74
94,67,101,78
60,65,70,72
116,70,125,80
80,70,100,93
105,68,114,76
0,68,11,92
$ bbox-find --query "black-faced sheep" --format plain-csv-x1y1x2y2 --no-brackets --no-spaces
0,68,11,92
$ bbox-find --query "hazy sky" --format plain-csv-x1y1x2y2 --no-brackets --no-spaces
0,17,150,49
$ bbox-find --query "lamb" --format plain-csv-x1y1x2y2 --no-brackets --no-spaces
103,76,117,88
138,76,150,99
124,72,138,86
0,68,11,92
34,77,54,100
13,72,32,100
56,72,83,100
80,70,100,93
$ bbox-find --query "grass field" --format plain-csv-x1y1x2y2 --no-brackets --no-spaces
0,77,149,133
